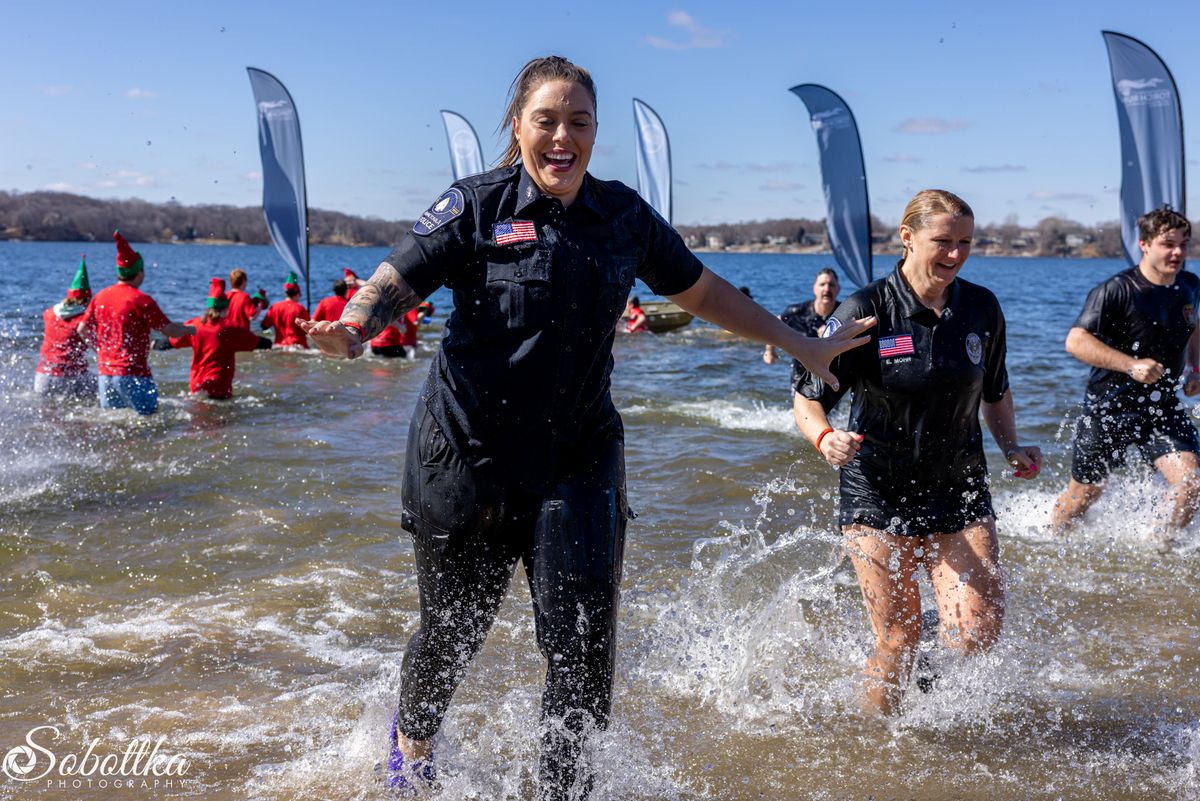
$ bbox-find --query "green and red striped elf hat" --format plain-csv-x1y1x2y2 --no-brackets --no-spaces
67,256,91,302
206,277,230,310
113,230,144,279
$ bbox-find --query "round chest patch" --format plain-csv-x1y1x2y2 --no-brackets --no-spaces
1184,304,1197,326
821,317,842,338
965,332,983,365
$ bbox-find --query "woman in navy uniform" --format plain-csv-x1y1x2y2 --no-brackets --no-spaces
302,56,872,798
793,189,1041,716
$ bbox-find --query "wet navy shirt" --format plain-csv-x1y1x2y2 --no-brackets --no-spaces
779,300,830,393
797,267,1009,475
383,165,704,492
1073,267,1200,406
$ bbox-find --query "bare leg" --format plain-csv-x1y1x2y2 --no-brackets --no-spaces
1051,478,1104,534
395,732,433,760
924,519,1005,655
845,526,925,716
1153,451,1200,536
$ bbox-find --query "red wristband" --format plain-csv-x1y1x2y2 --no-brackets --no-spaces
341,321,365,342
815,427,834,452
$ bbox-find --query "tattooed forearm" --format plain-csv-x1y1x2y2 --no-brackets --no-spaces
339,261,422,341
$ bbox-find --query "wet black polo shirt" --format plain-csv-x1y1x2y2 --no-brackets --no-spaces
779,300,830,392
797,266,1009,475
1073,266,1200,407
383,165,704,492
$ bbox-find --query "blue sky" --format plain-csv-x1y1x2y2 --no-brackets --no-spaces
3,0,1198,227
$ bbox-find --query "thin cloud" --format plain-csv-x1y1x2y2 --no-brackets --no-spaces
1028,190,1095,202
243,170,262,182
883,153,922,164
963,164,1026,173
695,160,799,172
893,117,968,134
646,10,729,50
44,182,75,192
760,181,805,192
95,169,157,189
41,85,73,97
126,87,158,100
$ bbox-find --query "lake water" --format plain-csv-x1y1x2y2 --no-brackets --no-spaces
0,241,1196,800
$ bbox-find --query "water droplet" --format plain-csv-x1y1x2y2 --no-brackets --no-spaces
146,140,152,146
220,26,226,32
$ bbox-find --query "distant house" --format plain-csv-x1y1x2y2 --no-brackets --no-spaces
766,235,789,246
705,234,725,249
1065,233,1090,248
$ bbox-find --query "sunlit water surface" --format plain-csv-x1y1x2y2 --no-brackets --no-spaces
0,242,1196,800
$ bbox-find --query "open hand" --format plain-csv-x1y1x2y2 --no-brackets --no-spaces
299,320,363,359
783,317,876,391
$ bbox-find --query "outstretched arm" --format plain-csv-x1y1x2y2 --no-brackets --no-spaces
668,267,873,390
300,262,422,359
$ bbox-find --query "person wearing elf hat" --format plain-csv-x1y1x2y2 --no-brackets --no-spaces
34,256,97,398
166,278,272,399
369,301,435,358
343,268,365,299
77,231,193,415
260,272,310,348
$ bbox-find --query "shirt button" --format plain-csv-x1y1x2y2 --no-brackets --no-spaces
571,303,577,309
565,346,572,352
551,428,558,435
559,388,566,394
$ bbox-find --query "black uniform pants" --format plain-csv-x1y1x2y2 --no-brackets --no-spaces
397,403,627,799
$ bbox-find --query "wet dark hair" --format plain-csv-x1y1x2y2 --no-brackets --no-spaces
628,295,640,306
816,267,839,282
333,280,347,297
1137,206,1191,243
499,55,597,168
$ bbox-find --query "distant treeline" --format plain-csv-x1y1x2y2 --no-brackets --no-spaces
0,190,413,247
2,190,1196,259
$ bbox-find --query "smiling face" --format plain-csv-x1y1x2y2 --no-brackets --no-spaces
513,79,597,207
900,213,974,291
1139,227,1189,284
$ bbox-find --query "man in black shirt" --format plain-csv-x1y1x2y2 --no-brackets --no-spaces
1052,208,1200,540
764,267,840,394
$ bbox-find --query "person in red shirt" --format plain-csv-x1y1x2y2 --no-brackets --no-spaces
369,301,434,358
623,295,647,333
343,268,366,299
169,278,272,399
313,280,349,322
261,272,310,348
78,231,193,415
225,268,262,330
35,256,97,398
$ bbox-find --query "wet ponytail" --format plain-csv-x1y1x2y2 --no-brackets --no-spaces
498,55,597,168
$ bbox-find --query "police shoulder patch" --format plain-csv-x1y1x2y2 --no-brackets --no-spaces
821,317,842,338
413,188,465,236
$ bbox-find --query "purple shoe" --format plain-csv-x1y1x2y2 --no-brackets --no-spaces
386,712,435,793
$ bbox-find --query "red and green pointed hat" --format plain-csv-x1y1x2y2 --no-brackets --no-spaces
283,271,301,293
113,230,144,279
206,277,229,310
67,256,91,302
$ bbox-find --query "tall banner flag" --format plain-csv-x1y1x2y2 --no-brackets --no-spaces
440,110,485,180
247,67,310,306
789,84,872,288
1102,31,1185,266
632,99,672,223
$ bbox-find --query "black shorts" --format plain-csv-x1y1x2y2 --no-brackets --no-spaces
1070,398,1200,484
371,344,408,358
838,460,994,537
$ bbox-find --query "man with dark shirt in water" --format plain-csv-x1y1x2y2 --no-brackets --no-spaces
764,267,840,399
1052,208,1200,543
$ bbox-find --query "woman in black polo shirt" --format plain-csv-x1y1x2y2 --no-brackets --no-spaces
794,189,1041,716
302,55,873,798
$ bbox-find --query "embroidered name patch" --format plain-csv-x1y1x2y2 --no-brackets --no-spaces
413,188,465,236
493,220,538,245
878,334,914,358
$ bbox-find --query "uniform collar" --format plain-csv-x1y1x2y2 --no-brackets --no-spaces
515,166,606,219
886,263,961,320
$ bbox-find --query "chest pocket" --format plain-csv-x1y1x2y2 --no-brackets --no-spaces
598,256,637,325
485,245,552,330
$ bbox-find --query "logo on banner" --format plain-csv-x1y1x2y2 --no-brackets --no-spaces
1116,77,1172,108
811,108,850,131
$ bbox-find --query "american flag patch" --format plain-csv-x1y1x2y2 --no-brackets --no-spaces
878,334,915,358
493,220,538,245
